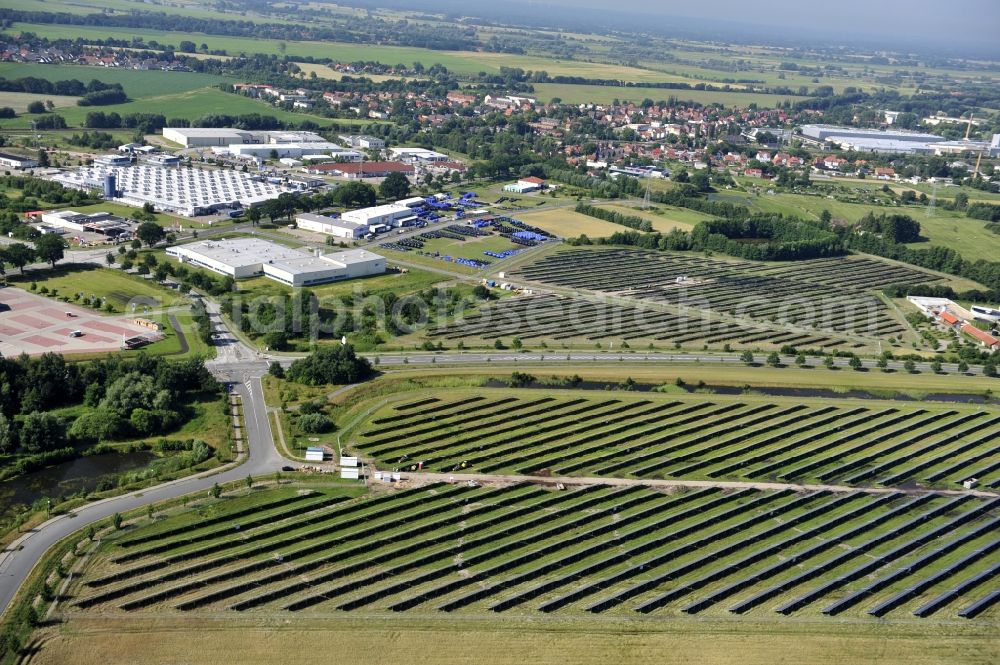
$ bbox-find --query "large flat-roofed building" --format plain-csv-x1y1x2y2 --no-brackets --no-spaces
305,161,413,179
0,152,37,169
223,143,363,160
798,124,942,154
340,203,413,229
295,213,368,239
51,164,287,217
39,210,133,237
162,127,254,148
338,134,386,149
389,147,449,163
166,238,385,287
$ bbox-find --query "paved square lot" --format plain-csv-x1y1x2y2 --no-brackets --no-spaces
0,287,159,356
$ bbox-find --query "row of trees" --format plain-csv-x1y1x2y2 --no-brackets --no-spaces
0,75,118,97
0,235,66,274
574,203,653,232
76,85,127,107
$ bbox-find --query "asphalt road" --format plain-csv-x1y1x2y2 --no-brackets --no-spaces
0,377,285,616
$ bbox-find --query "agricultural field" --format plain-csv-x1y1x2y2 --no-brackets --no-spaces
0,91,80,112
63,479,999,623
509,248,939,343
0,87,348,130
0,62,231,98
2,23,677,83
351,389,1000,489
531,83,809,107
515,207,634,238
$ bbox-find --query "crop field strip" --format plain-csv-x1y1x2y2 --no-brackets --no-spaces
353,393,1000,488
512,249,925,339
427,293,849,347
69,487,999,620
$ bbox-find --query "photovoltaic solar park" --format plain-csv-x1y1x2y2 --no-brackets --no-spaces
71,483,999,621
64,386,1000,624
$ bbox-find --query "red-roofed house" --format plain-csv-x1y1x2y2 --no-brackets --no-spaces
822,155,848,170
961,323,1000,349
938,310,960,327
446,92,476,105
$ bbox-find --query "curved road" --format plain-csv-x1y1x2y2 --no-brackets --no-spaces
0,377,284,616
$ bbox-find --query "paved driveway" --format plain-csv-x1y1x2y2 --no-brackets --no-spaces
0,287,158,356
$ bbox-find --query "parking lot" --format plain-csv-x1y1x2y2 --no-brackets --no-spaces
0,288,159,356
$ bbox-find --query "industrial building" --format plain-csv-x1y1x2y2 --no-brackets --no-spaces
341,203,415,230
166,238,385,287
503,176,547,194
800,125,941,144
389,147,449,163
305,161,414,179
143,154,182,167
52,164,288,217
94,154,132,167
338,135,386,149
162,127,254,148
162,128,364,161
220,143,363,161
796,124,1000,156
295,213,368,239
0,152,37,169
38,210,133,238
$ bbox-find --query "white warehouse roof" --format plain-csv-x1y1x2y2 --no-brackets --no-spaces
50,164,288,217
166,238,385,287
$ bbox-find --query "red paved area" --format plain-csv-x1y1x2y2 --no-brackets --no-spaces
0,287,160,356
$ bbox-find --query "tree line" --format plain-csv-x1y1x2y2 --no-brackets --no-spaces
0,75,118,97
574,203,653,232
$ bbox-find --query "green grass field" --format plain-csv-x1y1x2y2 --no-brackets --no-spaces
0,86,355,129
516,207,631,238
30,616,998,665
0,90,80,112
7,264,183,313
710,188,1000,264
0,62,230,98
596,203,711,231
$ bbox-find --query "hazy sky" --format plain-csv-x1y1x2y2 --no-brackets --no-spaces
523,0,999,50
